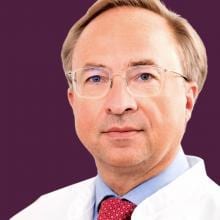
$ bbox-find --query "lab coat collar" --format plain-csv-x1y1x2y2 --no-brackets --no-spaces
132,156,207,218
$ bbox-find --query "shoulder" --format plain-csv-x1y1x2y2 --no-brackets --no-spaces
184,156,220,208
203,176,220,203
10,177,96,220
188,176,220,219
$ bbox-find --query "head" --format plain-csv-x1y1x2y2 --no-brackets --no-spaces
61,0,207,176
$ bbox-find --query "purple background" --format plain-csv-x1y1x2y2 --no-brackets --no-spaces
4,0,220,219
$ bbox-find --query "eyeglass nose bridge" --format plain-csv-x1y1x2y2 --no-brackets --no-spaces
109,74,128,89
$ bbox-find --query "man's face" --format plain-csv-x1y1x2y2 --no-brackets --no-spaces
68,7,197,173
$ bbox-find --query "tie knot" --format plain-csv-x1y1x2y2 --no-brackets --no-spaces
98,197,136,220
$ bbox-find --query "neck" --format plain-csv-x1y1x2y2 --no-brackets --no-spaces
95,151,177,196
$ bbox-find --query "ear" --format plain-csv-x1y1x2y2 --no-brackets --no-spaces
185,81,199,122
67,87,75,110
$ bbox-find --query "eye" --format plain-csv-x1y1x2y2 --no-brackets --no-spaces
85,74,109,85
87,75,101,83
138,73,152,81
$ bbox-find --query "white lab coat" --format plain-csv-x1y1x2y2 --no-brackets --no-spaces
11,156,220,220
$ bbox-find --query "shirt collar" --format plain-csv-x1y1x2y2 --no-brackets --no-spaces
94,147,189,214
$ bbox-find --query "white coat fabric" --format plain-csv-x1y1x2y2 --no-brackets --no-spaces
11,156,220,220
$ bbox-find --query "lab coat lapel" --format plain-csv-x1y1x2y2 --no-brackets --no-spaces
67,177,96,220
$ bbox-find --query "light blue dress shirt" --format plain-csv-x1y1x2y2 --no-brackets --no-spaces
93,148,189,219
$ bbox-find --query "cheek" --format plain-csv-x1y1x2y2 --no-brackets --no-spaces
73,100,102,140
159,82,187,124
157,97,187,139
143,94,186,135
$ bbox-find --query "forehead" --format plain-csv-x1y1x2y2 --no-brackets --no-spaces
73,7,181,72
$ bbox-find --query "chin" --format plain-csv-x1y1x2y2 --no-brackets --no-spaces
101,151,147,168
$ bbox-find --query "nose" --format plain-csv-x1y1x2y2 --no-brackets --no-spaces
105,76,138,115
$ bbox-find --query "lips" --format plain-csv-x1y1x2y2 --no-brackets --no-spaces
102,127,143,139
105,127,140,132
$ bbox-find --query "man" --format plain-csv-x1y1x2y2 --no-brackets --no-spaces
11,0,220,219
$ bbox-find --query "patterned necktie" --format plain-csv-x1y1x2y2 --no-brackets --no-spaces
98,197,137,220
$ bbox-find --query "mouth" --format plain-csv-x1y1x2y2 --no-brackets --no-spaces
102,127,144,139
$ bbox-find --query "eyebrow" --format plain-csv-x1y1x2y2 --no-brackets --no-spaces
128,59,156,67
82,63,106,68
82,59,156,69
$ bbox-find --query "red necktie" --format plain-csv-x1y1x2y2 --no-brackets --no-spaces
98,197,137,220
